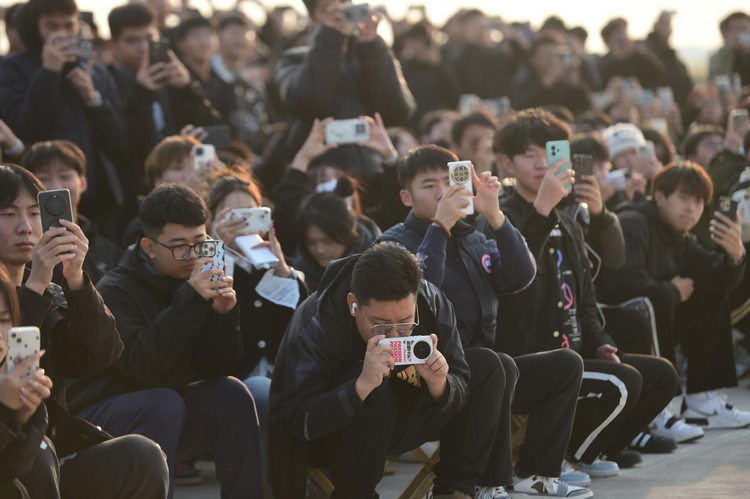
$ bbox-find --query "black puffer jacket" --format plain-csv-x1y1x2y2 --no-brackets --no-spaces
275,26,415,179
0,403,47,485
597,199,746,307
294,214,381,292
269,253,470,498
66,242,243,414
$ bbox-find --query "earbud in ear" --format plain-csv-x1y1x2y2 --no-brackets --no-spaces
351,303,358,315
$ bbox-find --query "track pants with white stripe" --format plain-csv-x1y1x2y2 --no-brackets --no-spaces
568,354,679,464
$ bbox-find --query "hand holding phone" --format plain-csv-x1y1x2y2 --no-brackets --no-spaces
448,161,474,215
6,327,41,379
193,144,216,170
236,234,280,269
38,189,73,233
221,208,272,234
325,120,370,145
199,240,226,284
546,140,572,192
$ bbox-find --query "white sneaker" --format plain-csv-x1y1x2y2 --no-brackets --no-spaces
649,408,704,443
560,460,591,487
571,459,619,478
510,475,593,497
682,391,750,429
476,485,511,499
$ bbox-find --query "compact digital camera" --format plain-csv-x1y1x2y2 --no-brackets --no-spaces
379,336,434,366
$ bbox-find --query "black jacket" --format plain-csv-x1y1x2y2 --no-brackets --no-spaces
598,49,669,90
18,272,121,456
645,33,694,108
509,66,592,116
0,53,127,209
448,42,523,99
108,64,221,199
0,402,47,485
597,199,746,308
399,56,460,131
559,202,626,274
66,242,243,414
52,215,123,286
269,254,470,498
275,26,415,179
231,262,309,379
380,212,536,349
293,214,381,292
496,191,615,358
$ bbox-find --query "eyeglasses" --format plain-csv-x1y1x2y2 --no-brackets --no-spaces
151,239,205,261
359,304,420,336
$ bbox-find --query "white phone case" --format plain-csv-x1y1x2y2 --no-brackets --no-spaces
7,327,41,379
200,240,225,283
325,120,370,145
222,208,272,234
236,234,280,269
448,161,474,215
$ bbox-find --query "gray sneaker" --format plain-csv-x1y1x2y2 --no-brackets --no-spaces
510,475,593,498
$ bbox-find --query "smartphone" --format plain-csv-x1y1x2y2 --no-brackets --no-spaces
202,125,232,150
717,196,738,223
149,38,171,65
325,119,369,145
38,189,73,233
638,88,655,107
340,3,371,25
199,240,225,283
485,97,512,117
222,207,272,233
193,144,216,170
458,94,481,114
639,141,656,158
572,154,593,186
546,140,572,192
657,87,674,109
716,75,731,96
731,109,749,130
448,161,474,215
646,118,669,135
235,234,279,269
6,327,41,379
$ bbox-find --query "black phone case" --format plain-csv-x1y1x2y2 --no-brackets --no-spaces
38,189,74,232
717,197,738,222
149,41,170,65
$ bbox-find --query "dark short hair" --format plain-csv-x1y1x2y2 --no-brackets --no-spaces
397,145,457,190
299,192,358,251
530,34,560,55
569,26,588,42
541,16,566,32
651,162,714,205
0,263,21,328
108,3,155,41
16,0,78,51
601,17,627,42
350,241,423,306
144,135,200,190
308,147,355,171
494,108,572,158
205,171,262,218
401,23,431,45
720,12,750,34
22,140,87,177
641,128,675,165
575,110,614,132
541,104,574,125
175,15,214,41
419,109,451,140
571,133,610,163
0,163,45,210
219,14,248,32
681,126,724,158
140,184,208,238
451,112,495,146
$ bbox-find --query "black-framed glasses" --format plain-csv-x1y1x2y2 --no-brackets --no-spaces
359,304,420,336
151,239,205,261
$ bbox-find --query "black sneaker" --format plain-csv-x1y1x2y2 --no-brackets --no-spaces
630,431,678,454
604,449,642,469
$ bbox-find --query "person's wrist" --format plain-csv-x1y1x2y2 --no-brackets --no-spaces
431,217,454,235
274,263,292,278
355,376,373,402
729,246,746,266
85,90,102,107
485,209,506,230
291,154,311,172
66,271,85,290
533,198,553,217
2,138,24,156
24,277,48,296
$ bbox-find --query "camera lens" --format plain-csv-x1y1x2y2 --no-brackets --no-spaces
196,147,204,156
413,340,431,360
46,195,66,216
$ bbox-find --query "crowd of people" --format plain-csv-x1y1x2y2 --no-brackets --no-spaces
0,0,749,498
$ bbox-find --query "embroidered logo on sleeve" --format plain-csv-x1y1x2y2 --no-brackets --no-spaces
481,254,492,274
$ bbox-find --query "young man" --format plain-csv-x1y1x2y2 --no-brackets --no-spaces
682,126,725,169
270,241,507,499
175,16,219,86
22,140,122,284
107,3,220,199
708,12,750,84
0,163,168,498
598,162,750,429
207,14,271,154
66,184,263,498
0,0,128,236
380,145,593,498
450,113,496,174
494,109,680,473
277,0,415,181
601,123,660,209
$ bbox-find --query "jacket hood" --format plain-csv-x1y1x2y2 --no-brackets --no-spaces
118,238,186,294
16,0,50,53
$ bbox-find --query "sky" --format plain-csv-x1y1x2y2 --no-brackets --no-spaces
1,0,747,74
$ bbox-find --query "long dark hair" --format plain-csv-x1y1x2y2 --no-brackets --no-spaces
298,192,359,259
0,263,20,328
206,171,263,219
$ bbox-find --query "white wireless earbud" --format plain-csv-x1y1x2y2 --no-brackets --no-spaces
351,303,358,315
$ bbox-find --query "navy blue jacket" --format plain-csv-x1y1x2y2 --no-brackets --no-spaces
0,52,127,206
380,212,536,349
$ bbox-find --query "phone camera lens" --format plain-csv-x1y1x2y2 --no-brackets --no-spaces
196,147,204,156
413,340,431,360
46,195,66,216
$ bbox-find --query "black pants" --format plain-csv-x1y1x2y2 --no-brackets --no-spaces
78,377,262,499
493,349,583,481
603,307,655,355
568,354,678,463
309,348,505,498
18,435,168,498
643,273,737,393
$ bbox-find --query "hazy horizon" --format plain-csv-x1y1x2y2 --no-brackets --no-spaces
2,1,747,78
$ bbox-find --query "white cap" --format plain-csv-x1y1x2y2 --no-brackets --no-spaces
602,123,647,160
